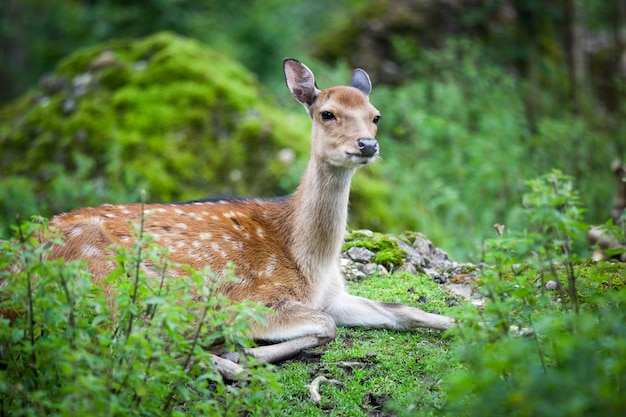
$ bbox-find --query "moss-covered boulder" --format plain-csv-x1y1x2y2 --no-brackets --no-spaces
0,32,395,237
0,32,313,232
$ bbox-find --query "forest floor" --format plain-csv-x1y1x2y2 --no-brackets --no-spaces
256,271,461,417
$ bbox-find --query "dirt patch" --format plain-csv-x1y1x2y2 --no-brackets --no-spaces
362,392,394,417
287,349,324,365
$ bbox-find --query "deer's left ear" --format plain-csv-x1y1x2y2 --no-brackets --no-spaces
350,69,371,97
284,58,321,109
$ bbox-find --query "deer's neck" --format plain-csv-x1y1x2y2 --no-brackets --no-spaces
288,158,355,280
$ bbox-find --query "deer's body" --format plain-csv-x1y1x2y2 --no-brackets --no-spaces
47,59,453,377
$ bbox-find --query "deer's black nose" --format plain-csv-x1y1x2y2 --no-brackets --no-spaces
357,138,378,157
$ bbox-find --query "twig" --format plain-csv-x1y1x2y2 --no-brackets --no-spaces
17,219,39,388
309,375,342,403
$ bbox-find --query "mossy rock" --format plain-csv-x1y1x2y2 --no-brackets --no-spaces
0,32,395,237
0,32,312,232
343,230,405,269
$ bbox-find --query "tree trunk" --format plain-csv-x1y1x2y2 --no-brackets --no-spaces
0,0,28,103
564,0,588,112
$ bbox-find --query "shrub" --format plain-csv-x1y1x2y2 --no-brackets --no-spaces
398,171,626,416
445,171,625,416
0,217,278,416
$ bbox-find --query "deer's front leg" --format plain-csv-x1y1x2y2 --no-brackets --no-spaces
326,293,453,331
245,300,338,364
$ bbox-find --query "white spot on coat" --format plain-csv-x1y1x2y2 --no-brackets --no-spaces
70,226,83,237
211,242,228,258
264,255,278,276
81,244,102,257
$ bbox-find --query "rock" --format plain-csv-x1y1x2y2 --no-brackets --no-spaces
545,280,558,290
391,237,426,267
72,73,92,96
362,262,388,276
340,229,481,307
397,262,418,275
347,246,376,263
425,268,447,284
412,234,434,257
1,32,316,226
340,258,367,280
444,283,472,300
62,98,76,115
351,229,374,237
89,50,118,70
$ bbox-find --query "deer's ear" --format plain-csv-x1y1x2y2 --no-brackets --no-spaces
350,69,371,97
284,58,320,108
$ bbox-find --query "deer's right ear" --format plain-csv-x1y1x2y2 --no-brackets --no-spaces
284,58,320,109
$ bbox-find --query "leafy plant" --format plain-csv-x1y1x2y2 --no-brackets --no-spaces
408,171,626,417
0,216,278,416
372,39,619,260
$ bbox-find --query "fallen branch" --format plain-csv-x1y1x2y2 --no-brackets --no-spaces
309,375,343,403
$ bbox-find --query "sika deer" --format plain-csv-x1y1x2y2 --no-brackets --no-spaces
47,59,453,377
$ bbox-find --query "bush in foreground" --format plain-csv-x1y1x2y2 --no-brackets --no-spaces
403,171,626,417
0,217,278,416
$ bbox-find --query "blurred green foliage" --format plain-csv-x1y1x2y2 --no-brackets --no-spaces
400,171,626,417
1,1,624,261
373,40,621,258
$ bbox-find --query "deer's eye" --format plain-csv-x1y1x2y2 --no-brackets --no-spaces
320,111,335,121
373,115,381,125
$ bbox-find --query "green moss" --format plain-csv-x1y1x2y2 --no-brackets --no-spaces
0,32,312,234
343,231,405,269
0,31,405,238
573,261,626,305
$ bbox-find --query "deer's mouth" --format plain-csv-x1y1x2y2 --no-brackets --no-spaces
345,152,377,165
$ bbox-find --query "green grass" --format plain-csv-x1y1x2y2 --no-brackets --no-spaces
256,272,459,416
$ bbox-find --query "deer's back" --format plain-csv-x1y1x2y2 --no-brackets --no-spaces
49,198,311,306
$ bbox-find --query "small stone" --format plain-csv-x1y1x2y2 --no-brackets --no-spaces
397,262,417,275
347,246,375,263
392,237,426,267
471,298,486,308
72,73,92,96
444,283,472,300
545,280,558,290
424,268,447,284
412,234,434,255
361,262,384,276
39,74,69,94
90,50,117,70
62,98,76,115
352,229,374,237
431,247,451,264
277,148,296,165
